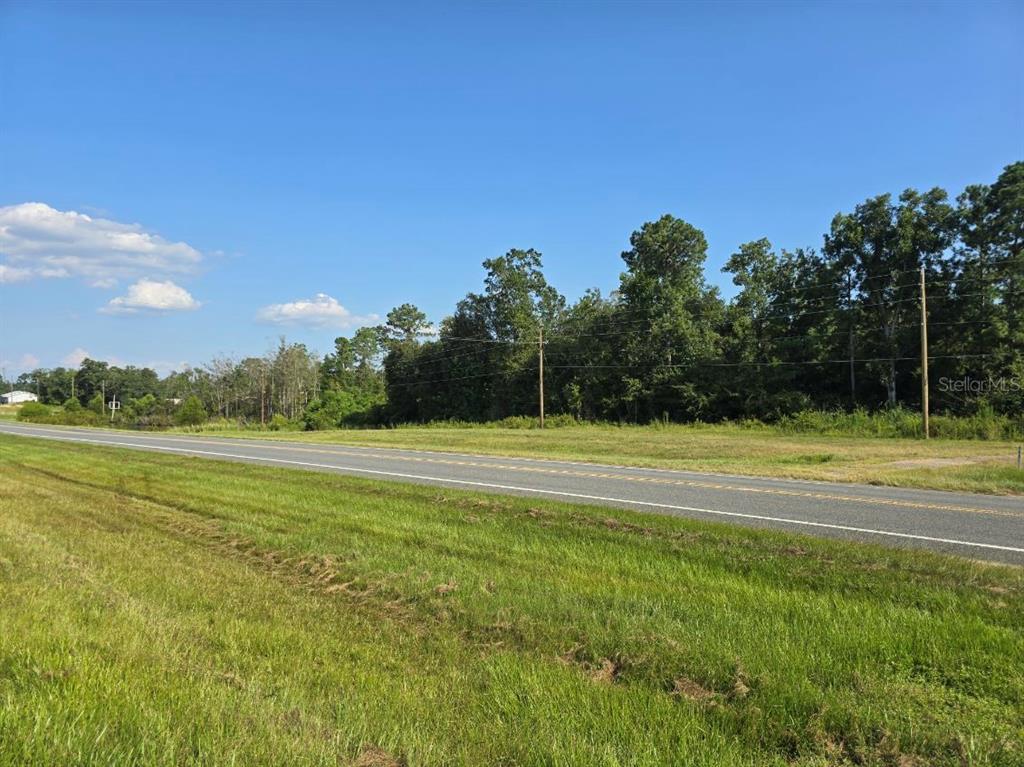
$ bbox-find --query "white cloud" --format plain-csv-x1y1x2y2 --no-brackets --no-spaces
102,279,201,314
62,347,90,367
0,202,203,284
0,354,40,374
256,293,377,329
144,359,191,376
0,264,33,283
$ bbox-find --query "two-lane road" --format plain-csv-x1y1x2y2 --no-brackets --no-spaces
2,421,1022,564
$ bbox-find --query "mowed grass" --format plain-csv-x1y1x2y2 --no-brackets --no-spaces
0,435,1022,766
195,422,1024,495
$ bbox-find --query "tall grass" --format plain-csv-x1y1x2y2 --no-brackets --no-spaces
1,436,1022,766
775,406,1024,440
391,408,1024,440
18,399,1024,441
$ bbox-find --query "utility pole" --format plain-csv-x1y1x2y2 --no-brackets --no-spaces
538,326,545,429
847,271,856,406
920,266,929,440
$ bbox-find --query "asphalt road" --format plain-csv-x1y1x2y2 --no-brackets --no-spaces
2,421,1023,565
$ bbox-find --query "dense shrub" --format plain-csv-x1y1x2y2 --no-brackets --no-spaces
17,402,51,421
87,393,105,416
18,402,103,426
134,414,174,430
175,396,208,426
775,406,1023,440
268,413,294,431
303,389,386,430
55,410,104,426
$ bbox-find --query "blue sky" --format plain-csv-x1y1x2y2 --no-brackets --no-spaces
1,0,1020,376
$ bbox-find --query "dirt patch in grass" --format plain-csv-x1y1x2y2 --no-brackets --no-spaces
352,745,406,767
588,658,621,685
434,580,458,595
671,677,720,703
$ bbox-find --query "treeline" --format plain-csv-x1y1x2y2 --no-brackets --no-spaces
10,162,1022,430
382,162,1022,423
10,338,350,429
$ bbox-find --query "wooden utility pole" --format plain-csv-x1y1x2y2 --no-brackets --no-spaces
847,272,856,406
920,266,929,440
538,326,545,429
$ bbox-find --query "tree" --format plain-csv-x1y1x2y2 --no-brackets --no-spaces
303,388,383,430
381,249,565,422
378,303,430,346
320,329,384,405
477,248,565,419
824,189,954,407
238,357,272,424
270,338,319,420
948,162,1024,413
205,356,241,418
617,215,724,420
175,395,207,426
545,288,620,420
75,359,111,403
7,164,1019,427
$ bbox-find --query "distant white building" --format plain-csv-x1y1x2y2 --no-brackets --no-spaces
0,390,38,404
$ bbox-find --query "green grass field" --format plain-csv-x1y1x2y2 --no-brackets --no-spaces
1,434,1021,766
191,422,1024,495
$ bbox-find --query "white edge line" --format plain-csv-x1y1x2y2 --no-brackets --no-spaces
4,422,1019,499
0,422,953,491
3,423,1016,505
4,428,1023,555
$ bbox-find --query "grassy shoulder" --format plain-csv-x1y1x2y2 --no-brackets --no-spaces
187,421,1024,495
1,435,1021,766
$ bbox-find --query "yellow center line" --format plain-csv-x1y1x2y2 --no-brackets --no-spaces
122,431,1024,518
4,425,1022,519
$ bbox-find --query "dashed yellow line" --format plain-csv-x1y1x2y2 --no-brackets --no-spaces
121,433,1024,518
4,424,1022,519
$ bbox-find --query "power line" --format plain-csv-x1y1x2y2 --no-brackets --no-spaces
388,352,997,387
400,279,1019,352
384,364,545,391
546,353,993,371
745,254,1020,295
412,300,1009,351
